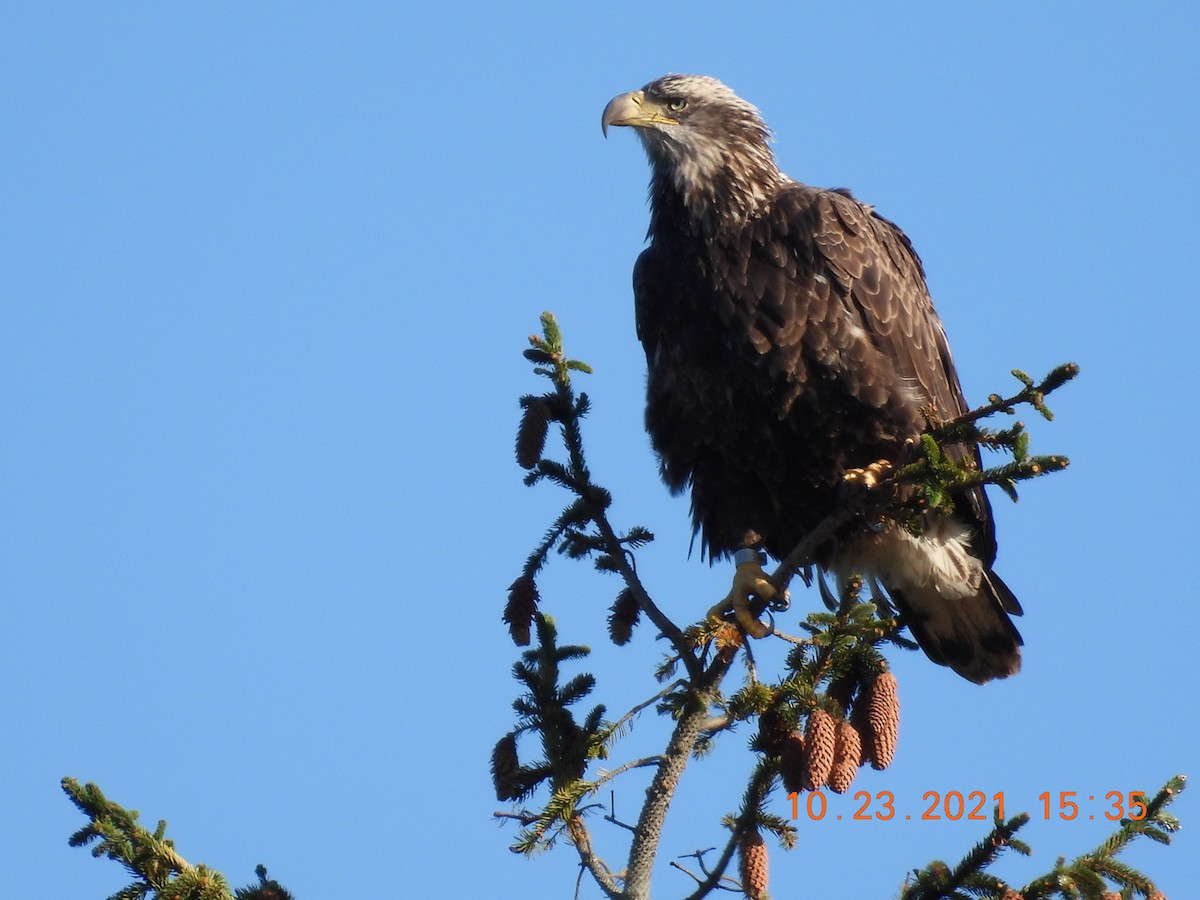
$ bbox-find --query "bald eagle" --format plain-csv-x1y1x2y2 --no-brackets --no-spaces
603,74,1022,683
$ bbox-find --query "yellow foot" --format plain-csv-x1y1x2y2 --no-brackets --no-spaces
706,551,779,639
842,459,894,491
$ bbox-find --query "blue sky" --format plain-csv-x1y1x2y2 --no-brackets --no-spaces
3,2,1197,896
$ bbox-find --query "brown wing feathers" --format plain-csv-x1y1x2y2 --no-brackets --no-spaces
614,75,1023,680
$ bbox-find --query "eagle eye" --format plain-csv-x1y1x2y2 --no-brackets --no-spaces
666,98,687,113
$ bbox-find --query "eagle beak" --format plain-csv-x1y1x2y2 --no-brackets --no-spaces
602,89,650,137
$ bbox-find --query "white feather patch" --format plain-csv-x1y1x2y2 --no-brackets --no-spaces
837,517,983,601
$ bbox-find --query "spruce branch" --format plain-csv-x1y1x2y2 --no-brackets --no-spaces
590,501,701,682
61,779,292,900
769,505,858,598
669,852,735,892
590,680,687,756
234,867,294,900
1019,776,1185,900
500,614,609,834
499,317,1185,899
968,363,1080,425
679,761,779,900
900,776,1185,900
900,808,1032,900
590,756,666,791
622,653,740,899
62,777,233,900
768,362,1078,599
566,814,623,899
510,312,698,678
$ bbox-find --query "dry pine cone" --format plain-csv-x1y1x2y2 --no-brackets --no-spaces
491,734,520,801
757,708,791,757
504,575,538,647
607,587,640,645
779,732,806,795
827,718,863,794
803,709,837,790
515,399,550,469
865,671,899,770
738,829,769,900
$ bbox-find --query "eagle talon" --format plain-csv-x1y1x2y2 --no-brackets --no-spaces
842,459,894,491
715,558,777,639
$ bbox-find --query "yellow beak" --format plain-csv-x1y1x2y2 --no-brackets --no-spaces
602,89,677,136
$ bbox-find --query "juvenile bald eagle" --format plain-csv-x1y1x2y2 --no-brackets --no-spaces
603,74,1022,683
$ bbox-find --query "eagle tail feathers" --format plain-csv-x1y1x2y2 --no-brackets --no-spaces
835,519,1023,684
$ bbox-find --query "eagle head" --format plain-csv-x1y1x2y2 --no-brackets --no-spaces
602,74,784,223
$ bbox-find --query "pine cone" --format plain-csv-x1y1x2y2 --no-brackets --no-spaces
504,575,539,646
738,829,769,900
865,671,900,770
515,399,550,469
827,718,862,794
803,709,837,790
779,732,806,795
607,587,640,645
757,708,791,756
491,734,520,801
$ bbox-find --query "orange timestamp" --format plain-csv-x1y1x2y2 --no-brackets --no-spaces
787,790,1149,822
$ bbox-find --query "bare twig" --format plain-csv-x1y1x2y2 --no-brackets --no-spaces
493,810,539,826
601,679,687,742
769,506,856,596
566,815,623,899
700,715,732,734
591,757,664,792
671,849,743,892
680,762,777,900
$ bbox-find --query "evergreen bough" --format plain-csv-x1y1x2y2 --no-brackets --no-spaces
58,313,1185,899
491,312,1185,900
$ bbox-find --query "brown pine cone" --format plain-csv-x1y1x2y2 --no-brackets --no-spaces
738,829,769,900
802,709,837,790
607,587,640,645
827,718,862,794
515,399,550,469
865,671,899,770
779,732,807,795
491,734,520,801
850,694,873,768
503,575,539,646
758,708,791,756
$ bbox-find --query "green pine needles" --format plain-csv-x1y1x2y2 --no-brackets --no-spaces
901,775,1185,900
493,312,1185,900
55,313,1184,899
61,778,294,900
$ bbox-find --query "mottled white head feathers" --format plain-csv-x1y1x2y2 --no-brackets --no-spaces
604,74,788,225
